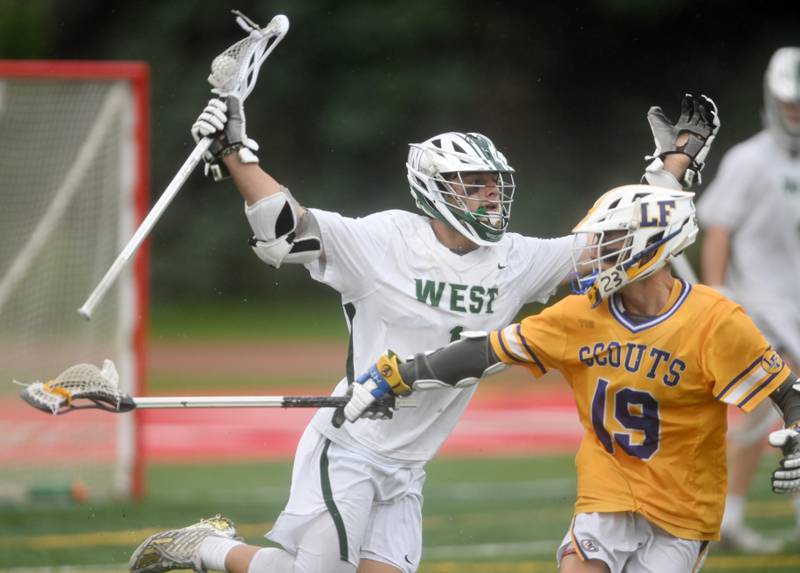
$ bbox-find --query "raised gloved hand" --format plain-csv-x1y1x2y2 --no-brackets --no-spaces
339,350,412,424
645,93,720,188
769,427,800,493
190,96,260,181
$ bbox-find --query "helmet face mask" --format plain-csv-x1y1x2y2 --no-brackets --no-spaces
570,185,698,308
764,47,800,150
407,132,515,246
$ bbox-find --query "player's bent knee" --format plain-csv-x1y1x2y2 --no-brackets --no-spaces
247,547,296,573
560,554,611,573
295,550,356,573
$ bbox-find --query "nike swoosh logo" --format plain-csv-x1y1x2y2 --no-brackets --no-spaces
497,263,507,269
404,555,414,565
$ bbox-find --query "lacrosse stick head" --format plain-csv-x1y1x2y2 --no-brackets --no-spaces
18,359,134,415
208,13,289,99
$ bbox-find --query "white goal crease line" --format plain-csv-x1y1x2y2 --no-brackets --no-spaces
0,83,128,315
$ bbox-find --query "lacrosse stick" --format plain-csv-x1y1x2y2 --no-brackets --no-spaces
670,252,699,284
17,360,414,415
78,11,290,320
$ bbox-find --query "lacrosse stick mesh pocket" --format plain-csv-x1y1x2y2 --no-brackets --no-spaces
209,39,254,89
21,361,122,415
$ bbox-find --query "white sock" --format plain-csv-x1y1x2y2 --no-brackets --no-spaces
721,495,745,530
198,536,244,572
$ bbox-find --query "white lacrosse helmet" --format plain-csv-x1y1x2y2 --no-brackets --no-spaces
570,184,698,308
406,132,515,245
763,47,800,151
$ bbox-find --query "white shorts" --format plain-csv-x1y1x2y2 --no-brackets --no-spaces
267,426,425,572
556,512,710,573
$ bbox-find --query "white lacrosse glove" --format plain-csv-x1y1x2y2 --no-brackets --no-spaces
769,427,800,493
331,383,396,428
645,93,720,188
223,95,260,164
333,350,411,426
191,98,229,180
191,97,260,181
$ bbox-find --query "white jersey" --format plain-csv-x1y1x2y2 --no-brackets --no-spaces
304,208,572,462
697,130,800,359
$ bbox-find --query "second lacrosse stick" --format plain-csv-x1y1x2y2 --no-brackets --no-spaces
18,360,413,416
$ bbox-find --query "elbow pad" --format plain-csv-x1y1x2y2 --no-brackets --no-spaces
245,189,322,268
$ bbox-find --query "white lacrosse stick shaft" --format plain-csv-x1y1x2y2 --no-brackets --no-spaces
78,13,289,320
135,396,295,408
670,253,698,284
78,138,212,319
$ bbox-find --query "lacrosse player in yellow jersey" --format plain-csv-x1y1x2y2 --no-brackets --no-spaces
129,93,718,573
344,182,800,572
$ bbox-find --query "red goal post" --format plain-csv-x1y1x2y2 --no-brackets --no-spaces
0,60,150,500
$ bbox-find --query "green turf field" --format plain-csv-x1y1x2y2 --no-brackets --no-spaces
1,456,798,573
149,301,350,342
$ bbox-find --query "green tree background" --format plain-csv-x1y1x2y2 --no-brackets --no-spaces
1,0,798,304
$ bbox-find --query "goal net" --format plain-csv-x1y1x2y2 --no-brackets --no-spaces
0,61,149,500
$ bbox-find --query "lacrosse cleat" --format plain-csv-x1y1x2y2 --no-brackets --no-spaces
129,515,238,573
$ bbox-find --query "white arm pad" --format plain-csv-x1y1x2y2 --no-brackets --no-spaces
459,330,489,339
245,189,322,268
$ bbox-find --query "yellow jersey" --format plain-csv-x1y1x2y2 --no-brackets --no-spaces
489,279,791,540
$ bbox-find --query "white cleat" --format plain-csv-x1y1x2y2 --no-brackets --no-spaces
718,524,783,554
129,515,239,573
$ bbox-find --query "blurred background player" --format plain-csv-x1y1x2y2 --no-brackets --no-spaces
128,94,716,573
343,183,800,573
697,46,800,552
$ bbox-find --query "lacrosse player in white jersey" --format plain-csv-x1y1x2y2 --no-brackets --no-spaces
697,46,800,553
128,92,718,573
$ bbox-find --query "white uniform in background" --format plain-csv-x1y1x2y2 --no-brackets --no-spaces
696,46,800,551
267,207,571,568
697,130,800,364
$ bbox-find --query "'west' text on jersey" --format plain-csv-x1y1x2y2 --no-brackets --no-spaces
415,278,498,314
